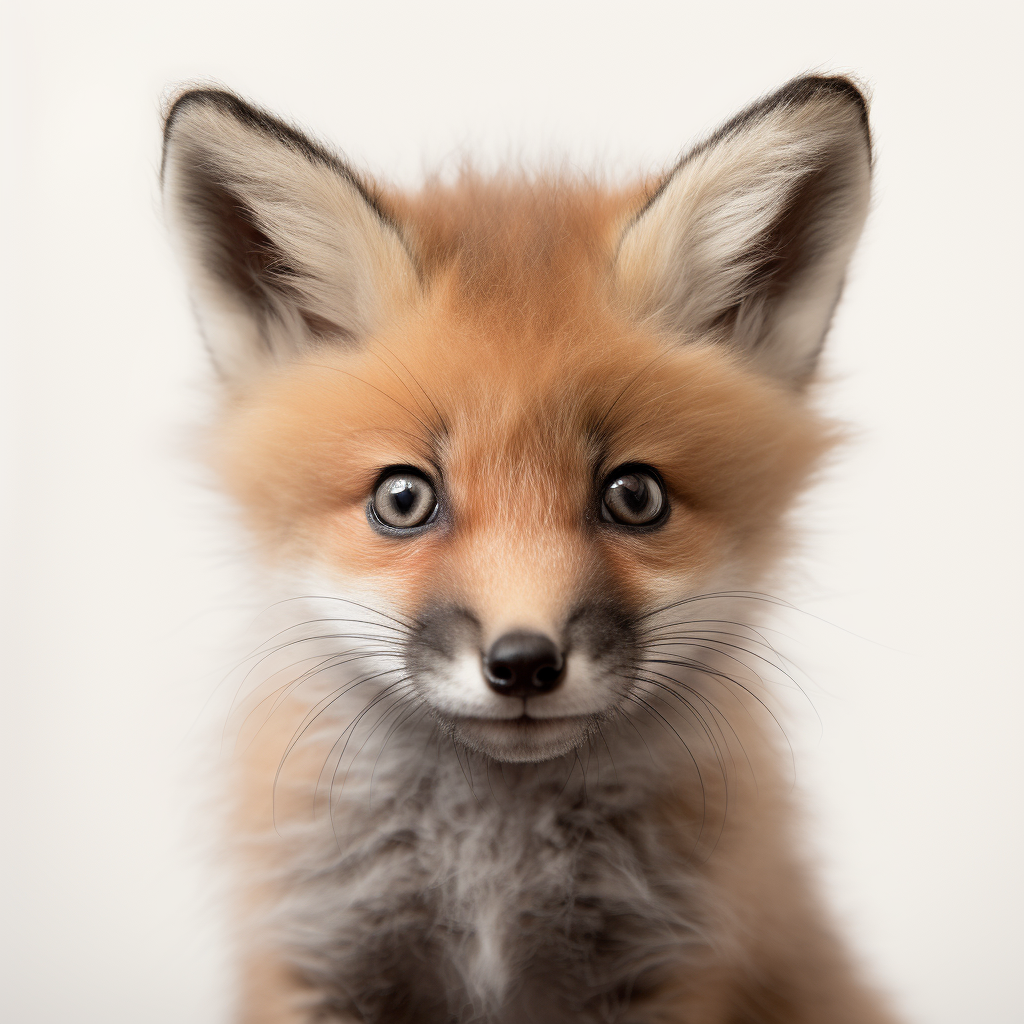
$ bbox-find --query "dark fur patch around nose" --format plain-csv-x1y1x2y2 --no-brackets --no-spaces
484,632,565,698
409,605,481,660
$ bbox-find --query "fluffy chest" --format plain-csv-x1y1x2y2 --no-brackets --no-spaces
278,755,706,1023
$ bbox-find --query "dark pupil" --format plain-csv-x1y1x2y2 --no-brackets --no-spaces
390,481,417,515
615,474,648,511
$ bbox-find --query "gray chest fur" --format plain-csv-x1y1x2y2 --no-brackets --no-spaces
277,744,706,1024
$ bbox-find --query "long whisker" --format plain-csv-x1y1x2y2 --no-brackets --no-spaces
639,682,732,847
639,590,891,651
225,640,402,749
625,668,757,793
300,674,414,829
260,594,422,632
326,682,422,820
367,699,431,805
640,620,783,655
272,667,408,825
638,655,797,780
182,604,411,746
633,669,746,749
641,636,786,683
620,692,712,859
636,590,796,624
232,647,401,754
627,671,732,776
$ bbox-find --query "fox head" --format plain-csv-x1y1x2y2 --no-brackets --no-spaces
163,78,870,763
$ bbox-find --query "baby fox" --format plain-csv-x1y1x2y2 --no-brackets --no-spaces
163,76,898,1023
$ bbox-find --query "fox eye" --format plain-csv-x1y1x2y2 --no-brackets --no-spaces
369,469,438,532
601,465,667,527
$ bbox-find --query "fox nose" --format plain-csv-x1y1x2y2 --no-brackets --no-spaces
484,631,565,698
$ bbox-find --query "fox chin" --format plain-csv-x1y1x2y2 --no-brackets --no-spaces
163,75,900,1024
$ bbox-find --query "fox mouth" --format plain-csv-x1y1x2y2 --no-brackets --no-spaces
443,712,601,763
459,713,586,730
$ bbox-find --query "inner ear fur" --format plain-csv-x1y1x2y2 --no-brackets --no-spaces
615,75,872,385
161,89,418,382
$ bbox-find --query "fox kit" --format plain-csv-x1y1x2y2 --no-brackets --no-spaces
162,76,897,1023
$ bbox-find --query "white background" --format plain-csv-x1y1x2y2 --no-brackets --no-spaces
2,1,1022,1021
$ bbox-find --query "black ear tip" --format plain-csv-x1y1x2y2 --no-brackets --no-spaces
161,84,348,186
682,74,873,179
161,89,251,183
758,74,873,166
782,74,870,123
163,88,260,144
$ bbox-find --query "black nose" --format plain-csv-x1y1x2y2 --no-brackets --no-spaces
484,631,565,698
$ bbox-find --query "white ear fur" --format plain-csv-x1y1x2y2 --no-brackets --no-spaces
616,76,872,384
162,90,419,381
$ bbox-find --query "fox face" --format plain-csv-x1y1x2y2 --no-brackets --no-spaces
164,79,868,764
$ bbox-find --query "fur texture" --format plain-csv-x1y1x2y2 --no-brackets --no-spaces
163,76,897,1023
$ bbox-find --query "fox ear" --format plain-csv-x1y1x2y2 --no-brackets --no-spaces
615,76,872,385
162,90,418,381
